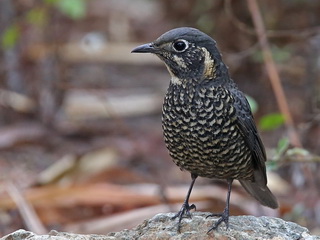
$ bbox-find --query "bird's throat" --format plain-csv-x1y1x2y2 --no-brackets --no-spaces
164,64,183,85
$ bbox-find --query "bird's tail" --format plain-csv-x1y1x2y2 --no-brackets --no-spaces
239,180,278,209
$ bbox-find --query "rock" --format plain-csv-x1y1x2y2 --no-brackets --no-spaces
2,213,319,240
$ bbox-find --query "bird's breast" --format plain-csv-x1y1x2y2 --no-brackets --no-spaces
162,84,236,135
162,84,253,179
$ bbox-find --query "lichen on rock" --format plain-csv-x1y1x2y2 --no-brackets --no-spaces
1,213,319,240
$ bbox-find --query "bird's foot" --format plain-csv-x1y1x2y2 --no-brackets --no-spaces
206,207,229,233
172,202,196,232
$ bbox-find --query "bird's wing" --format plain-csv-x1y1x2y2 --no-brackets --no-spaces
230,85,267,185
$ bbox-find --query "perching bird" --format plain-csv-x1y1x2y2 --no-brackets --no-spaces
132,27,278,232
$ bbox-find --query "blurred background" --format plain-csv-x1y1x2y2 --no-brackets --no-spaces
0,0,320,236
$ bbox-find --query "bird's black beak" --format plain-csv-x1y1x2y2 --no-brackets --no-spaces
131,43,156,53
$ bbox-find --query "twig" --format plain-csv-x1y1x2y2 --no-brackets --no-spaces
64,202,212,234
63,184,268,234
246,0,302,148
0,0,26,94
225,0,320,39
6,182,47,234
246,0,319,196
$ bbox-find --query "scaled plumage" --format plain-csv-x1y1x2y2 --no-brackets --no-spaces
132,27,278,232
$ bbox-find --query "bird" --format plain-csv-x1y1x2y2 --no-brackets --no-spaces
131,27,278,232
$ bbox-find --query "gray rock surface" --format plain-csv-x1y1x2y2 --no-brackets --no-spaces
2,213,319,240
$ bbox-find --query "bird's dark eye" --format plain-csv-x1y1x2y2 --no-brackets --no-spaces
173,40,189,52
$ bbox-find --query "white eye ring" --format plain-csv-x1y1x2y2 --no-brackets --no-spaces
172,39,189,52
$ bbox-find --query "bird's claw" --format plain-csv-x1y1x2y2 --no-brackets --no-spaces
172,202,196,232
206,208,229,233
172,202,196,220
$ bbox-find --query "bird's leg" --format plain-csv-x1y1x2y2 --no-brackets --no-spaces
172,173,198,232
207,179,233,232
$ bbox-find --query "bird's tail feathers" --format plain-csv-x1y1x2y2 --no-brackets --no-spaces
239,180,278,209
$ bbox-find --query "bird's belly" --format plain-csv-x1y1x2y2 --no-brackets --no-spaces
162,110,254,180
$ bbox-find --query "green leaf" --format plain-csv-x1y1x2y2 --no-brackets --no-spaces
286,147,310,157
26,8,48,27
56,0,86,19
44,0,59,4
271,137,289,163
259,113,285,131
272,46,292,63
266,159,278,171
1,24,20,49
197,15,215,33
277,137,289,155
252,45,292,63
251,50,263,63
245,94,258,114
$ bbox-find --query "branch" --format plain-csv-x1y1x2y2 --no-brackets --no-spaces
225,0,320,40
6,182,47,234
246,0,302,147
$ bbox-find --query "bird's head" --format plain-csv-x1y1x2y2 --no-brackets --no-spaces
132,27,228,85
